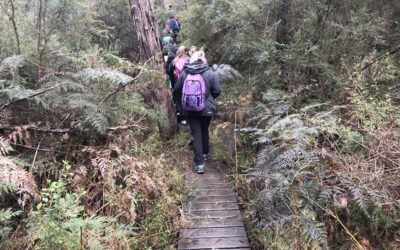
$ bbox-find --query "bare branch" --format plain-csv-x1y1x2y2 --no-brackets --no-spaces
99,56,154,106
0,122,148,134
0,83,64,111
360,46,400,71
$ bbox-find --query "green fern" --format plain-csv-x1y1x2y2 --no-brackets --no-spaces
0,181,17,196
0,208,21,242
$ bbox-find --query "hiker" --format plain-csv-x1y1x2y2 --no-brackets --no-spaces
172,46,189,82
172,46,190,124
165,38,178,89
188,46,197,57
173,51,221,174
165,5,175,19
164,24,173,35
171,16,180,33
161,30,172,51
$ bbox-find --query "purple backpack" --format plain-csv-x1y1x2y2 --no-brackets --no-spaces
182,73,206,112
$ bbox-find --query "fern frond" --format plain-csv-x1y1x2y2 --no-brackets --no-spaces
84,111,108,134
301,218,328,250
349,186,371,217
0,137,13,156
0,55,26,78
79,68,133,86
0,181,17,195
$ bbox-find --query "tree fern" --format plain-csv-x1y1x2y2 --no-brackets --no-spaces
0,137,13,156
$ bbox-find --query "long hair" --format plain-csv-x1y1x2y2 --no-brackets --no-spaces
189,46,197,57
190,50,207,64
173,46,186,63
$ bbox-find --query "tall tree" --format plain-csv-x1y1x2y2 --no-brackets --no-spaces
1,0,21,54
129,0,161,60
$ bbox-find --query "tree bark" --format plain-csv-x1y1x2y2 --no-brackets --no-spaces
36,0,43,79
129,0,161,60
276,0,292,46
276,0,292,90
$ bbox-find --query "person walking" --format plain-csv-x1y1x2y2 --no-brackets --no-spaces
165,38,178,89
172,46,190,124
172,46,189,82
173,51,221,174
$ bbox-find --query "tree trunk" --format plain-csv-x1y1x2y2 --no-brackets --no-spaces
8,0,21,54
276,0,292,46
276,0,292,91
36,0,43,79
129,0,161,60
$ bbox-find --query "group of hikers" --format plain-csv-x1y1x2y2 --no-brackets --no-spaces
161,6,222,174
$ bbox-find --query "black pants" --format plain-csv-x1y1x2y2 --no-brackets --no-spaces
188,116,212,165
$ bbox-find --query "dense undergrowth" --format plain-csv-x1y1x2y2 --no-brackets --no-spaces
177,0,400,248
0,49,192,249
1,0,399,249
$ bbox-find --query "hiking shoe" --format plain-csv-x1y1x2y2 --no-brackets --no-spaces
196,164,204,174
202,154,208,161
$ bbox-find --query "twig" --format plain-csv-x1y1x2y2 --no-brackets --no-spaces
31,139,43,172
360,46,400,71
10,142,63,153
57,112,71,129
234,111,239,176
99,56,154,106
0,122,148,133
300,193,365,250
0,83,63,111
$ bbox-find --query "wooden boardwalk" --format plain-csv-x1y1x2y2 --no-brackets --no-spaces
178,166,250,250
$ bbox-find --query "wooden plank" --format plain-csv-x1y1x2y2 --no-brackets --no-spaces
188,183,233,190
186,176,231,184
195,186,233,191
178,248,251,250
183,202,239,211
183,215,243,228
178,236,249,249
185,172,225,179
187,195,237,204
193,189,235,196
184,209,241,219
180,227,247,239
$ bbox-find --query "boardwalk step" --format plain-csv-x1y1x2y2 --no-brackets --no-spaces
184,216,243,228
192,189,235,196
180,227,247,239
184,209,241,218
188,183,233,190
178,236,249,249
179,166,249,249
186,195,237,203
183,202,240,211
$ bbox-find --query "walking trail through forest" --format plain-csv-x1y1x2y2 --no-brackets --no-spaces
177,158,250,249
174,80,255,249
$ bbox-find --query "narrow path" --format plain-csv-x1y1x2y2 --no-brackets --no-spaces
178,165,250,250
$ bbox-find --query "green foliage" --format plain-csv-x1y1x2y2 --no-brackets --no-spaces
0,180,17,196
352,55,400,131
133,168,184,250
0,208,21,244
241,86,400,248
27,161,134,249
0,52,159,134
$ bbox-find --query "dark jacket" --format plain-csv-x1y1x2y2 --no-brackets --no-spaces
173,61,221,117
